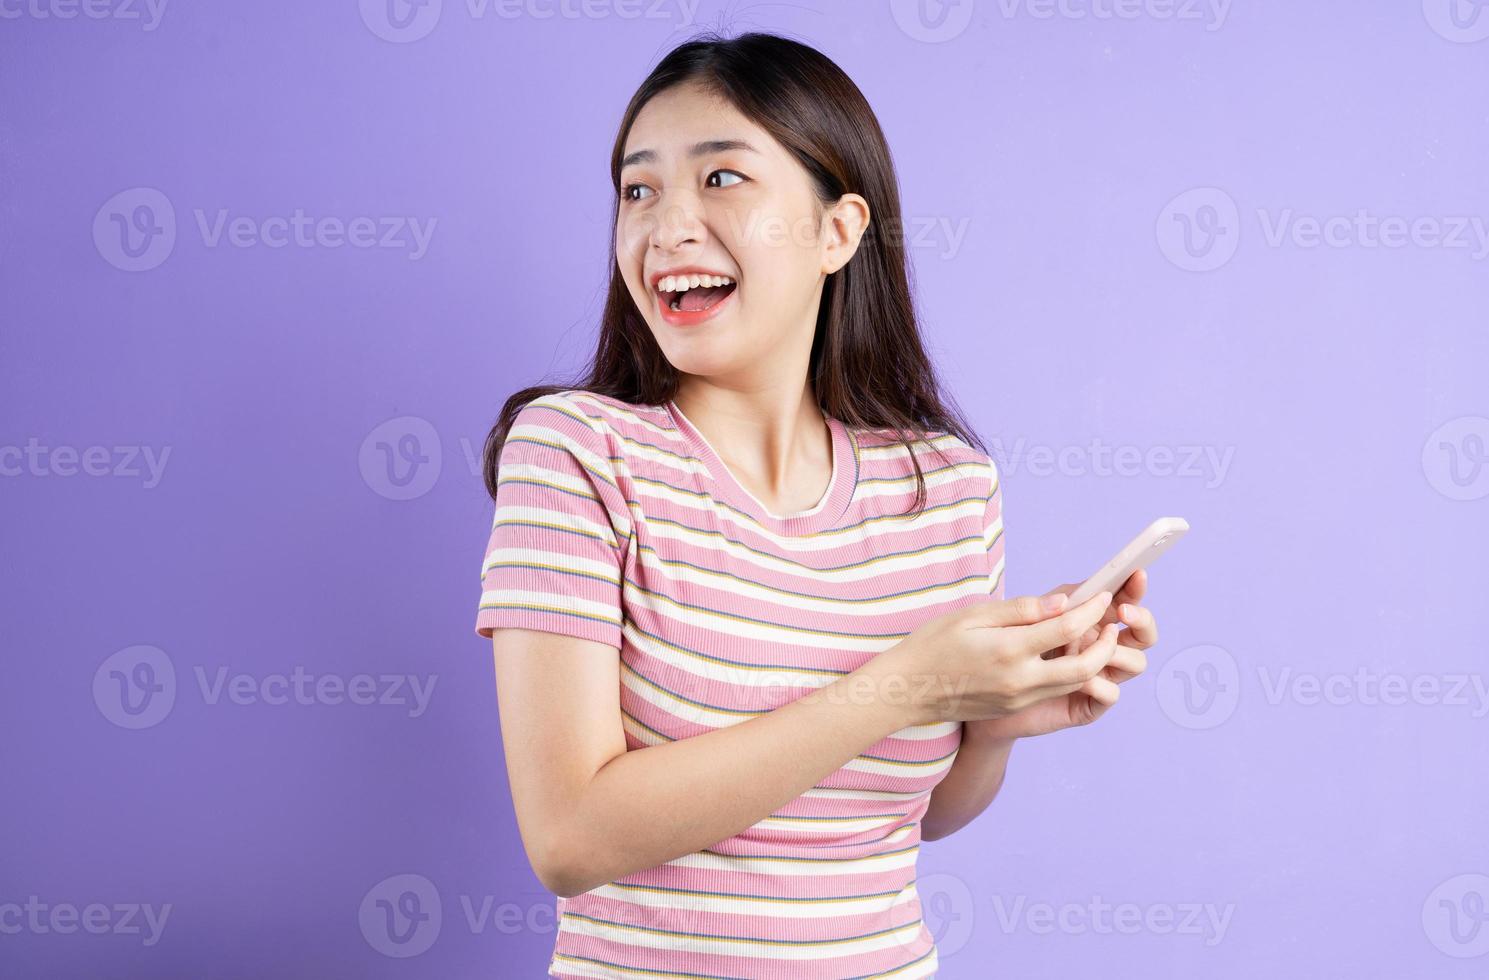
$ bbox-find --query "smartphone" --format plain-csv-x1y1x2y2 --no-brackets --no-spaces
1065,517,1190,607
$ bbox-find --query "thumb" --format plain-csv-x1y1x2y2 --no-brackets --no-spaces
966,592,1068,629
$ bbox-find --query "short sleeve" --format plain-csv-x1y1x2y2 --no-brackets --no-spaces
983,455,1005,600
474,392,631,648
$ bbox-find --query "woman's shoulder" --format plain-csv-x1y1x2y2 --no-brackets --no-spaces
541,389,672,441
851,422,993,472
848,422,998,514
519,389,678,471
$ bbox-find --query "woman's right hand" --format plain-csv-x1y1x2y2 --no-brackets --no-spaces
884,591,1122,727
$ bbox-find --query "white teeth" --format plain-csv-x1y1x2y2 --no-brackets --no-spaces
658,274,734,293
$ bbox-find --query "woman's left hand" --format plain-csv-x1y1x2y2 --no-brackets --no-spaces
962,568,1157,741
1040,567,1157,671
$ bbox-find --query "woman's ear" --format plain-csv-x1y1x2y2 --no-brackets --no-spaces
821,193,871,275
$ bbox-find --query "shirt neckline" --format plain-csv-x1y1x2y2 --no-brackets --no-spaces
666,399,858,536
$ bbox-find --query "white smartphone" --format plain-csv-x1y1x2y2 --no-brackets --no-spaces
1064,517,1190,607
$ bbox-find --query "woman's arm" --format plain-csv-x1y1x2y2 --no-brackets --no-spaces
920,727,1017,841
493,627,923,898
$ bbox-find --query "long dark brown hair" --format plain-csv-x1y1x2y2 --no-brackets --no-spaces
481,30,987,518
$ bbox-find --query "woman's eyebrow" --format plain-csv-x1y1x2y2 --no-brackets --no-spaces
621,139,760,170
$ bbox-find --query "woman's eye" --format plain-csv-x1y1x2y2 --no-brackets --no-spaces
622,170,746,202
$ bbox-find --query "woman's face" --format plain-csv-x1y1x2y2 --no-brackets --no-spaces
615,81,868,386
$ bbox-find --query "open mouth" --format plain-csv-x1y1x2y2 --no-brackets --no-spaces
657,276,738,314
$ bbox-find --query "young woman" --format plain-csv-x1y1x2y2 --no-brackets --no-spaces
475,31,1157,979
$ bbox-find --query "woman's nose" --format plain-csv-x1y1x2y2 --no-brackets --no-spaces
647,197,704,251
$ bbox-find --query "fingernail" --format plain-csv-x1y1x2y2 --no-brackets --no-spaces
1042,593,1066,611
1119,603,1132,619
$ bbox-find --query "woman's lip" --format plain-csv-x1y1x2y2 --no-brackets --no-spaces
658,283,736,327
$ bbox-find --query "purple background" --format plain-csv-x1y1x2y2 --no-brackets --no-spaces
4,1,1488,976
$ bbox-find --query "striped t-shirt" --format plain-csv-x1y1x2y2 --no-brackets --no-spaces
475,389,1005,980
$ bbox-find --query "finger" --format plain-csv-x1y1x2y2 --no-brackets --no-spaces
1001,591,1114,658
1080,673,1121,705
1115,567,1148,606
1041,625,1097,661
1103,569,1147,627
1103,643,1148,680
1031,621,1121,693
969,592,1073,630
1083,697,1115,725
1115,602,1158,650
1060,575,1137,631
1047,571,1143,634
1087,570,1147,633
